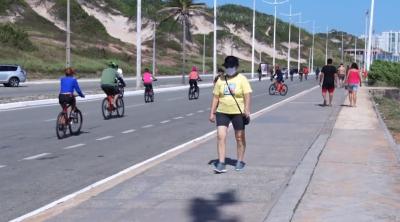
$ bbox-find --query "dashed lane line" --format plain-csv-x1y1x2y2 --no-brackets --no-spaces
160,120,170,124
142,124,154,129
22,153,51,161
167,97,183,102
186,113,194,117
126,104,145,109
173,116,184,120
44,118,57,122
122,129,136,134
96,136,114,141
197,110,204,113
64,144,85,150
0,165,6,169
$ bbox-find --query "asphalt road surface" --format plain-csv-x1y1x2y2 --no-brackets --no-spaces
0,78,317,221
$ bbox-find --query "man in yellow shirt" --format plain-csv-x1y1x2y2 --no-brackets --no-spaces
209,56,252,173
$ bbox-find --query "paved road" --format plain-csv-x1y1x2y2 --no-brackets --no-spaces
0,78,316,221
0,75,223,103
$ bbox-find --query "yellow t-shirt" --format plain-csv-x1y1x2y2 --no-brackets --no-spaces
213,74,252,114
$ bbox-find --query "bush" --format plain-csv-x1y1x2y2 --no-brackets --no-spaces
369,61,400,87
0,23,36,51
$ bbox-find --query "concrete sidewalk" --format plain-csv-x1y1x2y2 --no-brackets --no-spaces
292,87,400,222
18,87,346,222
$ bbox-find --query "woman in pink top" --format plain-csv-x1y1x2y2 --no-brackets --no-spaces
142,68,153,92
345,63,362,107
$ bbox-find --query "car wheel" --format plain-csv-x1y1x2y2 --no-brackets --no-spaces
9,77,19,87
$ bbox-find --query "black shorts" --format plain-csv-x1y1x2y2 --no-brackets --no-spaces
144,83,153,91
216,112,245,131
101,84,118,96
59,94,75,108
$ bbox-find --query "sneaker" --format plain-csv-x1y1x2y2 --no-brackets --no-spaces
214,162,227,173
235,161,246,171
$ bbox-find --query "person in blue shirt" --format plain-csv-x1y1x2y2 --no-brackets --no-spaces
273,65,284,91
59,67,85,111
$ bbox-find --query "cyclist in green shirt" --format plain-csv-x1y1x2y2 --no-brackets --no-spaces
101,61,125,107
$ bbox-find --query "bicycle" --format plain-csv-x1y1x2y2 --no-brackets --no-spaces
56,100,83,139
102,94,124,119
117,80,124,98
144,85,154,103
268,82,288,96
188,85,200,100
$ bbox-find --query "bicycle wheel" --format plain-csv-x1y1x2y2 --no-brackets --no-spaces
268,84,276,95
56,112,67,139
194,86,200,99
116,97,125,117
69,109,83,135
280,84,288,96
150,90,154,102
119,86,124,98
144,91,150,103
188,87,194,100
101,98,111,119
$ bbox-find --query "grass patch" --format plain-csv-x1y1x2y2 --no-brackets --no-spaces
374,95,400,143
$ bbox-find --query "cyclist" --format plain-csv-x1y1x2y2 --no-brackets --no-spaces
273,65,284,92
100,61,125,107
142,68,153,94
59,67,85,112
189,66,201,90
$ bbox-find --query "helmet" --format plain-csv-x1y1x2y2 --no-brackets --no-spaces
192,66,197,72
108,61,118,69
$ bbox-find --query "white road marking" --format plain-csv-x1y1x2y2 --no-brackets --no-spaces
0,165,6,169
122,129,136,134
197,110,204,113
126,104,145,109
44,118,57,122
142,124,154,128
9,85,317,222
206,108,211,110
173,116,184,120
186,113,194,117
167,97,183,101
96,136,114,141
160,120,170,124
22,153,51,160
253,93,266,98
64,144,85,150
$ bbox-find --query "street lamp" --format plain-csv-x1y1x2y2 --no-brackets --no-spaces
152,22,157,78
66,0,71,68
251,0,256,79
364,10,369,69
296,15,310,72
281,5,300,74
264,0,288,73
202,34,206,75
366,0,375,71
213,0,217,79
136,0,142,89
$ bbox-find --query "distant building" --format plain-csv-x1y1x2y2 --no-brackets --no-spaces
360,31,400,62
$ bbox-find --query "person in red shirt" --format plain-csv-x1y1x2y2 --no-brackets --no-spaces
303,66,309,80
345,63,362,107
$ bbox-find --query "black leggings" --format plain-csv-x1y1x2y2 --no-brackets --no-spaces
189,79,198,89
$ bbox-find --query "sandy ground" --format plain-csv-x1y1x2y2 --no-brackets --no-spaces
25,0,66,31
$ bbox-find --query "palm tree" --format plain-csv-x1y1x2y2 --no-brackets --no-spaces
158,0,209,84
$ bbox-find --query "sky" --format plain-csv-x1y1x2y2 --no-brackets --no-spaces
202,0,400,36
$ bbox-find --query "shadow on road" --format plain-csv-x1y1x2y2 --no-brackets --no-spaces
189,189,239,222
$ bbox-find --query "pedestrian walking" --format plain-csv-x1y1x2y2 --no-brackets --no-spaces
209,56,252,173
315,67,320,80
319,58,338,106
345,63,362,107
337,63,346,87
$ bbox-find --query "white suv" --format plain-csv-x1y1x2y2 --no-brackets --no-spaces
0,65,27,87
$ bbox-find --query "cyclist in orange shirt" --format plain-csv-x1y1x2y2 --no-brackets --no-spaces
189,66,201,89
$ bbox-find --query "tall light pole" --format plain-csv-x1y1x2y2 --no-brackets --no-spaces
265,0,288,73
152,22,157,78
136,0,142,89
202,34,206,75
251,0,256,79
354,37,357,63
341,32,344,63
366,0,375,71
281,5,300,73
296,15,310,72
213,0,217,79
325,26,329,64
311,21,318,73
66,0,71,68
364,10,369,70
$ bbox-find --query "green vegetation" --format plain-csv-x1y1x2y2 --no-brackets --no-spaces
0,23,35,51
374,95,400,143
0,0,26,15
369,61,400,87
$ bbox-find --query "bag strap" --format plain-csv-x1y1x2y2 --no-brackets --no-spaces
224,76,243,115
